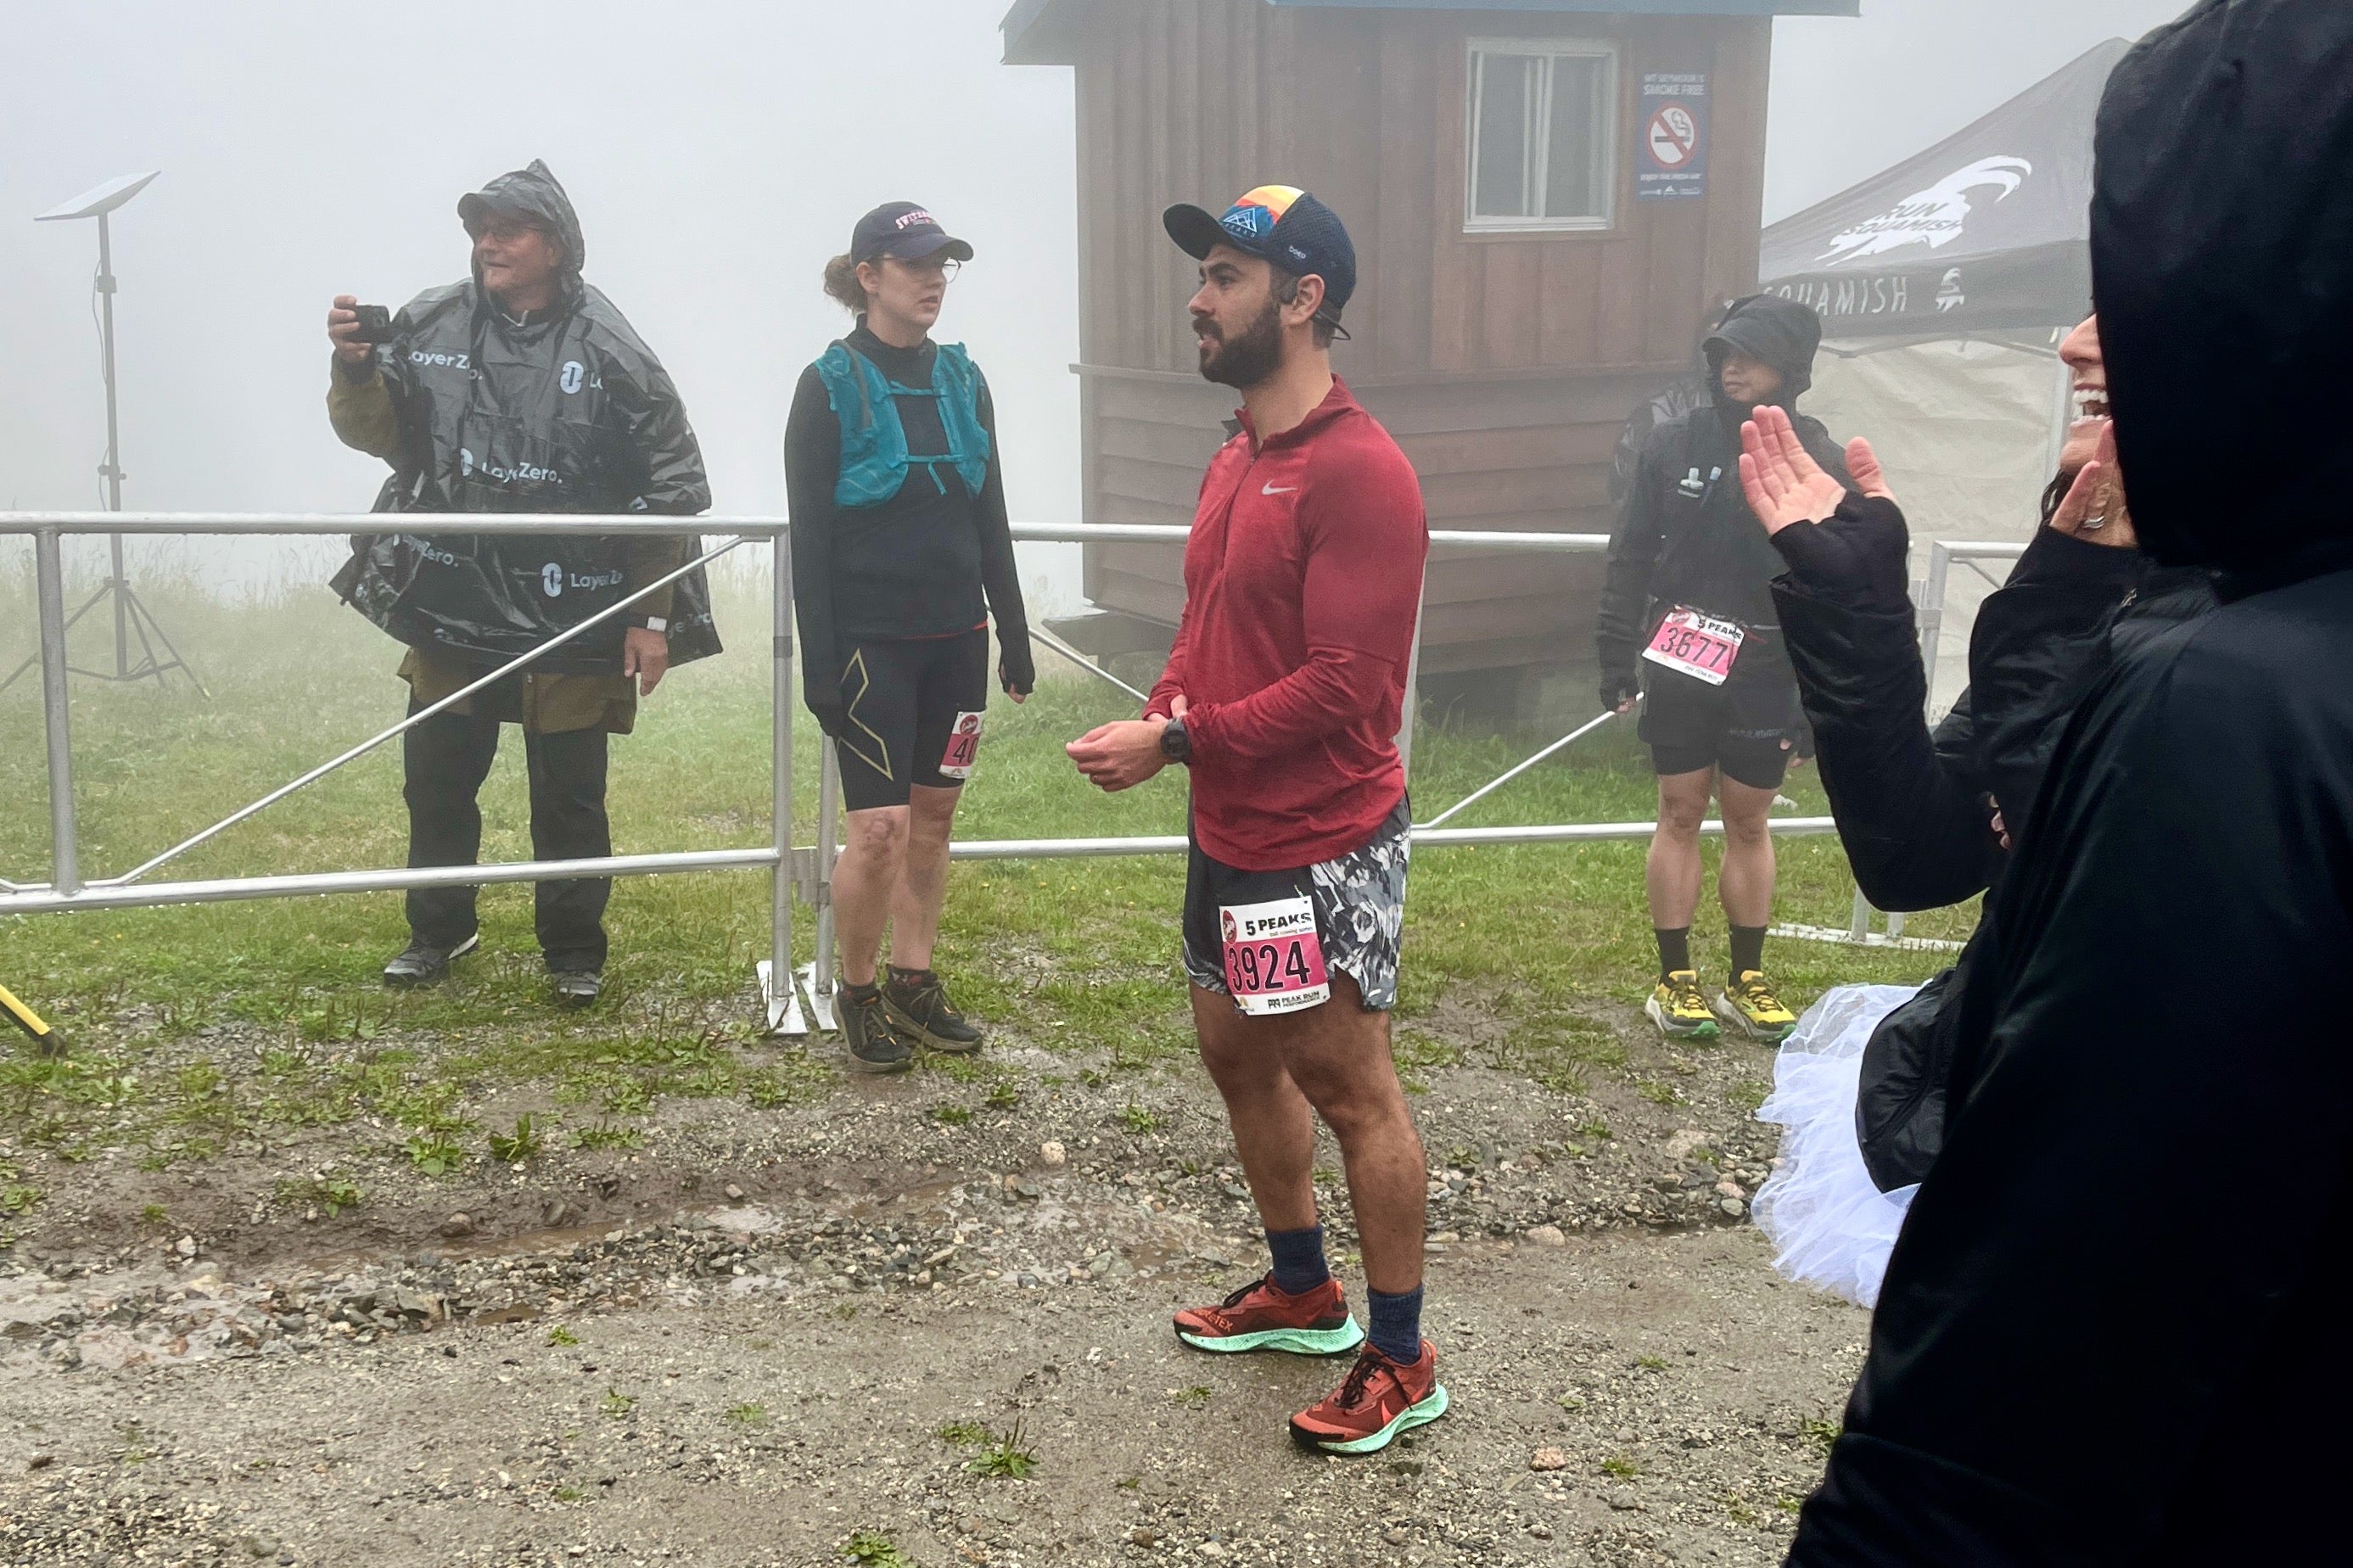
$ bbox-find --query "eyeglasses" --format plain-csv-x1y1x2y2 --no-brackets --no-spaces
882,254,961,283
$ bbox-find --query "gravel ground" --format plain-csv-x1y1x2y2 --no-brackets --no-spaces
0,995,1861,1565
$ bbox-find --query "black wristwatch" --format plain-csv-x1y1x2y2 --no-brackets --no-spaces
1158,714,1191,764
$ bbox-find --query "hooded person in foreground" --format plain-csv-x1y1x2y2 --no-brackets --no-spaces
1737,317,2217,1309
1779,3,2353,1559
324,160,718,1006
1598,293,1849,1048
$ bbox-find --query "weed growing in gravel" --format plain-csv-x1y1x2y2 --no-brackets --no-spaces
936,1420,991,1446
403,1132,463,1177
929,1104,972,1127
983,1081,1020,1111
487,1113,541,1164
1,1180,42,1215
1800,1416,1842,1455
1118,1103,1158,1134
842,1532,915,1568
1555,1393,1586,1410
552,1485,585,1504
1600,1454,1640,1478
571,1119,641,1152
1580,1118,1612,1142
1635,1079,1685,1107
1728,1078,1770,1115
138,1201,169,1226
964,1419,1037,1480
546,1327,580,1348
724,1403,769,1427
600,1387,636,1418
1635,1354,1669,1371
1170,1386,1213,1408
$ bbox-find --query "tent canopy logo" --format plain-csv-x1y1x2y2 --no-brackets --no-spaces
1818,156,2033,266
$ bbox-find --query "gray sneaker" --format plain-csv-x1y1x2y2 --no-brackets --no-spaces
551,970,602,1010
882,968,983,1054
383,933,479,988
839,983,913,1074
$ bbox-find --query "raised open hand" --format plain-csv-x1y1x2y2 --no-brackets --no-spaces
1738,405,1867,535
2049,420,2137,549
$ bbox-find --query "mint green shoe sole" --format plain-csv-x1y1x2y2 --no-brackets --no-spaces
1292,1383,1450,1455
1177,1318,1364,1357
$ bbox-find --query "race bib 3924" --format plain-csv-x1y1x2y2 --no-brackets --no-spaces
1220,894,1331,1016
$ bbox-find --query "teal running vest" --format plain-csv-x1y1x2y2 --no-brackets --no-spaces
815,340,992,508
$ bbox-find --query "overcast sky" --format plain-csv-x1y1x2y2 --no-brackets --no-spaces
0,0,2190,606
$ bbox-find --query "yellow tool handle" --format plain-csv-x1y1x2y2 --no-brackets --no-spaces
0,983,55,1044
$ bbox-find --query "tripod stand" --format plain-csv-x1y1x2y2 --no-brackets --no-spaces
5,172,205,697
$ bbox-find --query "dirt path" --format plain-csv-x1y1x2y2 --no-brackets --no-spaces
0,977,1871,1566
0,1216,1860,1568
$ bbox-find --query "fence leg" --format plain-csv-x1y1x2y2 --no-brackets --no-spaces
798,739,843,1033
36,529,81,897
1396,574,1427,777
759,531,808,1037
1848,884,1874,944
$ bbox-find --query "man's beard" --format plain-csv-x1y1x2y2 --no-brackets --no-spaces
1196,297,1286,389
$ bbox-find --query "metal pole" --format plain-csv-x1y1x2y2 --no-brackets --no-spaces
96,212,128,680
35,529,81,896
763,530,806,1035
1396,574,1427,776
800,740,843,1032
1422,708,1619,830
1919,541,1953,720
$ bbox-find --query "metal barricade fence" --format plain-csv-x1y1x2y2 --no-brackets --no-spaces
2,512,1856,1033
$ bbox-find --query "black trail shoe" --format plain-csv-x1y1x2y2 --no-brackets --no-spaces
551,970,602,1010
882,968,983,1054
839,983,914,1074
383,934,479,989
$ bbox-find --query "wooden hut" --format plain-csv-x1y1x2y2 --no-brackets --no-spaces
1002,0,1857,717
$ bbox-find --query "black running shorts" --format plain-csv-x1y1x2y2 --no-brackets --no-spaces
1639,661,1798,791
1182,798,1411,1014
832,629,991,811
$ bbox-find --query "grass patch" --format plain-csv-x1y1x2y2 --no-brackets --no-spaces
0,569,1966,1168
487,1113,542,1164
965,1419,1039,1480
842,1532,916,1568
724,1402,769,1428
546,1326,580,1348
1600,1453,1640,1479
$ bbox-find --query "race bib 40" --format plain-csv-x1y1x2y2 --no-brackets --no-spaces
938,712,985,781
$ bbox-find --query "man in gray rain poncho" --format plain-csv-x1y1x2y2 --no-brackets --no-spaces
325,160,718,1006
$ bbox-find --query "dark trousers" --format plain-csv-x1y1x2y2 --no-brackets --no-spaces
402,702,612,972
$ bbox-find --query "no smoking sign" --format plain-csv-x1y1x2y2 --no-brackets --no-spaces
1638,73,1710,201
1648,104,1700,170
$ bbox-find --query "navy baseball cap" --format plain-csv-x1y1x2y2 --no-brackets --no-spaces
852,201,974,265
1164,185,1356,335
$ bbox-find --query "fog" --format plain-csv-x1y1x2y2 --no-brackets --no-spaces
1,0,2191,609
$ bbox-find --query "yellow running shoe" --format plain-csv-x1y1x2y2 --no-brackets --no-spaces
1715,970,1798,1043
1645,971,1719,1040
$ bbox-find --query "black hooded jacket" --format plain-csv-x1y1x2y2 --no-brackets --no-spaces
1769,496,2216,1190
1598,294,1849,706
1790,6,2353,1562
329,160,720,675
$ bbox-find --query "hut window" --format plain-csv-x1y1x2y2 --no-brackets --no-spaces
1465,41,1617,232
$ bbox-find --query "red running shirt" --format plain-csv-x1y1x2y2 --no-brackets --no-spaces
1147,378,1429,870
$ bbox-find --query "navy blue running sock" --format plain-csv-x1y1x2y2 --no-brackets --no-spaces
1368,1285,1425,1365
1265,1224,1331,1296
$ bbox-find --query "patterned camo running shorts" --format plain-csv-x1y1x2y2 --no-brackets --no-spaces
1182,798,1411,1014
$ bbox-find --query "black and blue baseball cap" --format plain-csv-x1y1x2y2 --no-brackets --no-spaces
851,201,974,265
1164,185,1356,336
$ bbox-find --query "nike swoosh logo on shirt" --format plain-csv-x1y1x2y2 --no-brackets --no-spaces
1262,484,1298,496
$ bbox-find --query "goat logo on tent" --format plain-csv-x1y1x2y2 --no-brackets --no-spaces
1818,156,2033,266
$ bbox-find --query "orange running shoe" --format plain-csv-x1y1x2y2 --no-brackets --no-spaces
1288,1341,1449,1455
1173,1274,1364,1357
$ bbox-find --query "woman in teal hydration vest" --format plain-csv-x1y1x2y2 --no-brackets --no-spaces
786,202,1034,1074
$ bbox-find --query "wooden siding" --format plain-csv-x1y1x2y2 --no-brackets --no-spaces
1066,0,1772,675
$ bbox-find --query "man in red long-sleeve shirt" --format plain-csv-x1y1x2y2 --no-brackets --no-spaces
1068,185,1440,1456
